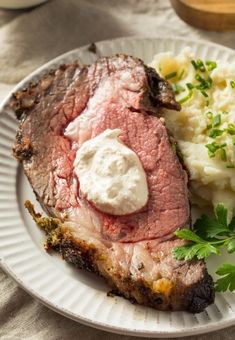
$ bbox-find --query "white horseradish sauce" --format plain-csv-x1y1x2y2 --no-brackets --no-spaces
74,129,149,215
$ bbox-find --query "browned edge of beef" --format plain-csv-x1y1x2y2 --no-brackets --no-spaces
25,200,214,313
12,63,81,162
59,237,214,313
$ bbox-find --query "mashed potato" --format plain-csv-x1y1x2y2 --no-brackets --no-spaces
150,48,235,220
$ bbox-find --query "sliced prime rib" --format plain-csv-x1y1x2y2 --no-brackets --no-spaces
12,54,214,312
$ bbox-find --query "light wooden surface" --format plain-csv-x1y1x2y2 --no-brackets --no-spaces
171,0,235,31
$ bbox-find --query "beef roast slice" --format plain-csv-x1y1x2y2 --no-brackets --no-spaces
12,55,214,312
13,55,188,243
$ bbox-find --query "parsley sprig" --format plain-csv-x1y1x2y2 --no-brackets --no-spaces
215,264,235,292
172,204,235,292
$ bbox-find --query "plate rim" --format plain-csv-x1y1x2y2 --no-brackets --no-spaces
1,260,235,338
1,35,235,338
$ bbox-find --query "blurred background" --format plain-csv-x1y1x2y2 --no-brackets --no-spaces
0,0,234,94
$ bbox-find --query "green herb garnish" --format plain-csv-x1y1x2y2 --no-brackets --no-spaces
180,63,214,102
165,71,177,80
178,89,193,104
205,142,219,157
195,74,212,90
213,114,221,127
206,60,217,72
205,142,226,159
230,80,235,89
196,59,206,72
195,73,204,83
206,111,213,119
220,148,227,161
191,59,206,72
227,123,235,135
201,90,208,97
226,163,235,169
172,83,185,95
215,264,235,292
206,114,223,138
209,129,224,138
178,69,185,80
172,230,219,260
172,204,235,292
191,60,198,70
186,83,194,90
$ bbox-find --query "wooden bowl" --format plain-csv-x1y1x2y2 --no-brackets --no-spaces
170,0,235,31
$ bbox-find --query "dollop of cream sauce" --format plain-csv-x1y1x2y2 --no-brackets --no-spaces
74,129,149,215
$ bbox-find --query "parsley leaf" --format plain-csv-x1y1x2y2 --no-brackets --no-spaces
229,217,235,230
227,239,235,253
174,227,221,259
194,214,228,238
173,243,219,261
195,243,220,258
216,203,228,226
215,264,235,292
172,203,235,292
172,244,196,261
174,229,205,243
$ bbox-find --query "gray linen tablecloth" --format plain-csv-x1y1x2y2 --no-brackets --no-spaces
0,1,235,338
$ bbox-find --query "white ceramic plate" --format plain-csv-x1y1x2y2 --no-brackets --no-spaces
1,37,235,338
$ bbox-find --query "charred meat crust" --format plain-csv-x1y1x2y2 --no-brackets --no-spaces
146,66,181,111
11,65,70,121
25,198,214,313
11,55,179,123
13,131,33,161
185,271,215,313
11,64,80,162
51,235,214,313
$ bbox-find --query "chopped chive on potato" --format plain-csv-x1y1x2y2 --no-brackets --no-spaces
150,47,235,220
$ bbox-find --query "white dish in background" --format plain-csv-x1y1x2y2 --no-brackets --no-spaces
0,0,48,9
0,37,235,338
